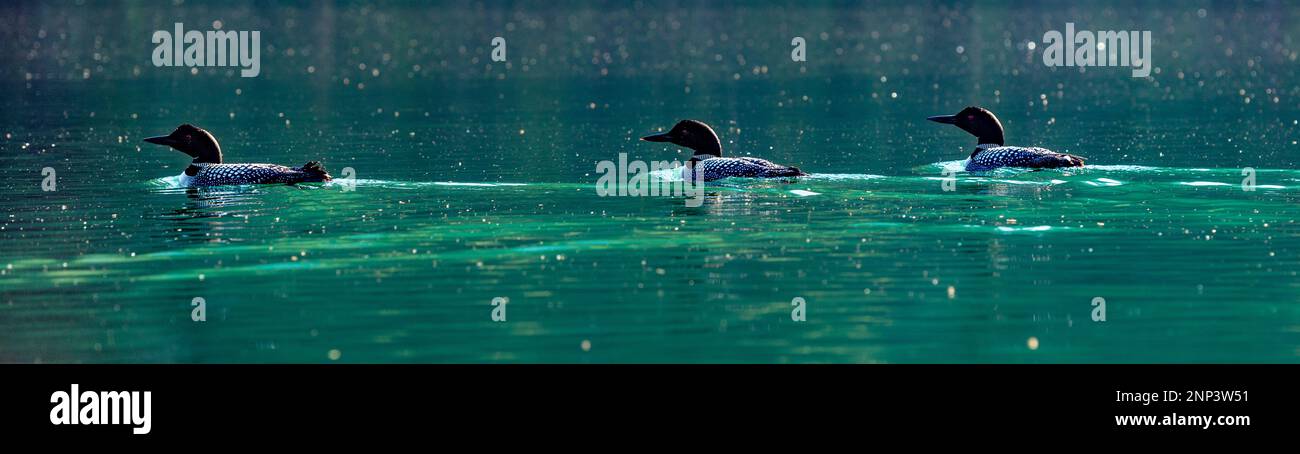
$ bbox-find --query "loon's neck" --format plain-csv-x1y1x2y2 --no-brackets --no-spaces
975,128,1004,147
688,137,722,158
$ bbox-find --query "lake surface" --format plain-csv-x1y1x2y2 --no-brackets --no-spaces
2,1,1298,363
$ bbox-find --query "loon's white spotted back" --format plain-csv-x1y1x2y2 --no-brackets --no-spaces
183,162,331,186
685,156,805,181
966,144,1084,171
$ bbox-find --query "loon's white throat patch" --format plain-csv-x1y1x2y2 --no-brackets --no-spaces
975,143,1003,151
691,153,718,160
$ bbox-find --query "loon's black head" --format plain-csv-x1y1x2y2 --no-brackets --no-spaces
641,119,722,158
143,124,223,164
927,106,1005,146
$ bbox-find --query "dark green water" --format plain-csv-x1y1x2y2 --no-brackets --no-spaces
2,1,1298,363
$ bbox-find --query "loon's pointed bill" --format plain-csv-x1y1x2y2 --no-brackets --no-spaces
144,124,332,187
142,135,177,146
925,114,957,125
927,106,1085,171
639,119,807,181
640,132,673,142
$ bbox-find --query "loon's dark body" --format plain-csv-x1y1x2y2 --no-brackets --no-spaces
928,107,1084,171
183,162,331,186
687,157,804,181
642,120,806,182
965,144,1083,171
145,124,331,187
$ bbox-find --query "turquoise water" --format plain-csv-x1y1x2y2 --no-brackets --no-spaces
2,1,1299,363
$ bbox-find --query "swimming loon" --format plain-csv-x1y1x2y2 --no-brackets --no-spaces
144,124,332,186
640,120,806,181
927,107,1084,171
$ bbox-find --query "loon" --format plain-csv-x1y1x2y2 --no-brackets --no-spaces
927,107,1085,171
144,124,331,186
640,120,806,181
